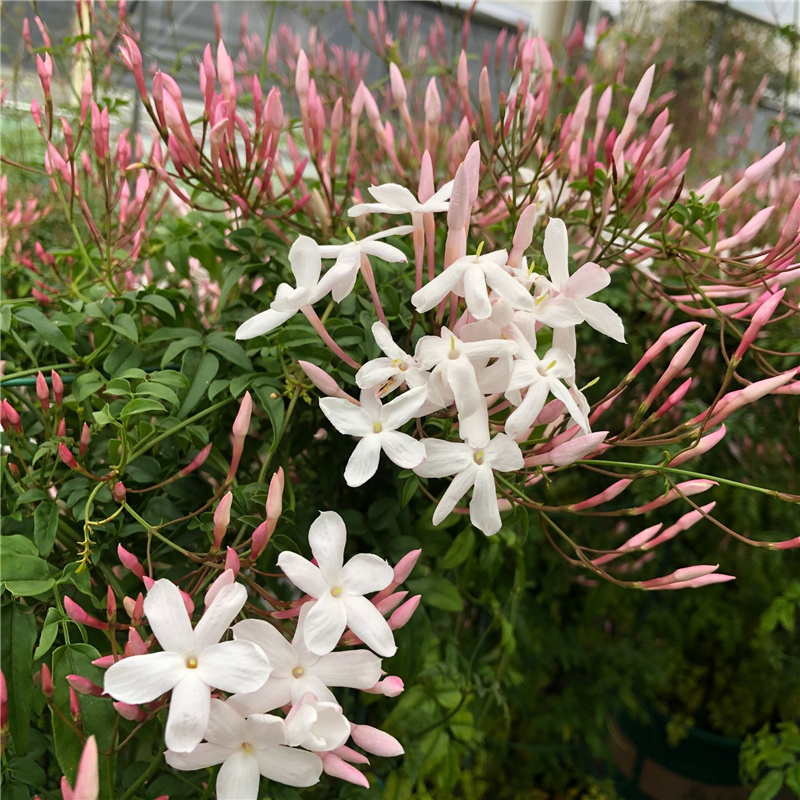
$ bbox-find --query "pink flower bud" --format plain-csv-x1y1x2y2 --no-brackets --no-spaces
114,701,146,721
106,586,116,619
250,521,269,560
392,549,421,585
643,325,705,407
79,423,91,457
59,443,80,471
51,370,64,406
526,431,608,467
298,360,356,401
295,50,310,102
36,53,52,97
319,753,369,788
706,370,798,427
364,675,404,696
349,723,404,757
212,491,233,550
126,627,148,657
117,545,144,579
671,426,726,467
570,478,633,511
508,203,539,268
228,391,253,481
64,597,109,630
330,745,370,765
181,442,212,476
204,569,235,608
66,675,105,697
479,67,492,141
633,480,717,515
41,663,54,699
111,482,126,502
69,687,81,721
266,467,284,529
652,378,692,420
225,547,240,577
389,62,407,105
389,594,421,630
734,289,785,362
374,591,407,616
0,399,22,434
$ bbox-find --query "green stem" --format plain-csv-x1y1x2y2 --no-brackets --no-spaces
117,750,164,800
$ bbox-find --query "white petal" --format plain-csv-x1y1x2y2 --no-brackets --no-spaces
232,619,297,676
204,698,247,746
356,358,400,390
228,677,293,716
368,183,418,210
309,511,347,585
289,235,322,288
165,672,211,753
235,307,294,340
410,267,462,313
217,749,261,800
341,553,393,595
305,703,351,751
277,553,329,597
484,434,524,472
432,467,477,525
103,651,184,704
463,266,492,319
428,180,454,204
343,595,397,657
143,579,195,655
311,650,382,689
469,465,502,535
256,746,323,787
193,583,248,652
504,380,549,440
246,713,288,748
344,435,383,487
371,322,406,360
543,217,570,288
319,398,371,436
381,385,428,428
304,593,349,655
290,673,337,705
348,202,402,217
565,262,610,299
576,298,626,342
446,356,483,419
533,296,584,328
415,439,473,477
380,430,425,469
361,241,407,262
486,266,536,311
165,743,232,771
364,224,416,241
552,325,577,358
198,640,271,694
547,378,591,433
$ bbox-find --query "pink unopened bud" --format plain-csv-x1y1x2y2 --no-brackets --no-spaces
80,71,92,125
228,391,253,481
671,426,726,467
59,443,80,471
392,549,421,586
265,467,284,533
389,62,407,106
204,568,235,608
127,593,145,626
508,203,539,268
299,360,356,401
389,594,421,630
734,289,785,362
629,322,703,380
643,325,706,406
111,481,126,502
634,480,717,515
51,370,64,406
64,597,109,630
0,399,22,434
225,547,240,577
41,663,54,699
479,67,492,141
67,675,105,697
106,586,117,619
719,143,785,207
36,53,53,97
117,545,145,579
295,50,310,102
640,564,734,590
126,627,148,657
706,370,798,427
114,701,147,722
570,478,632,511
349,724,404,757
320,753,369,788
79,422,91,457
250,521,269,561
212,491,233,550
181,442,212,476
69,687,81,721
526,431,608,468
365,675,404,696
36,373,50,412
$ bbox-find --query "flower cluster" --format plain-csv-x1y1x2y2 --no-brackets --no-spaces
100,511,417,798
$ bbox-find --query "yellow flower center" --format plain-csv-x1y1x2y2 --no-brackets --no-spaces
292,666,304,678
331,586,344,597
474,241,485,261
474,450,485,465
373,421,383,433
346,227,358,243
186,657,198,669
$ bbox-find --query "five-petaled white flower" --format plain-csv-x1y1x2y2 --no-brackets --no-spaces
411,247,536,320
414,433,523,535
277,511,397,656
532,218,626,356
236,236,328,340
356,322,429,397
103,580,271,752
229,604,382,714
316,226,414,302
319,387,426,487
348,182,453,220
165,699,322,799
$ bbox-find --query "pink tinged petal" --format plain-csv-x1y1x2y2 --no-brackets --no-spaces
193,582,248,652
73,735,99,800
410,267,464,313
321,753,369,786
216,749,261,800
505,381,550,440
256,746,323,787
103,651,185,704
319,398,371,436
308,511,347,583
341,553,394,594
246,713,288,748
543,218,570,288
204,698,247,746
470,465,502,535
311,650,383,689
236,307,294,340
165,743,233,771
368,183,418,210
228,676,293,715
380,431,425,469
343,595,397,657
565,262,610,299
415,439,474,477
552,326,577,357
278,552,329,597
575,298,626,342
344,435,383,487
463,266,492,319
308,704,351,751
533,296,584,328
381,386,428,428
165,672,211,752
485,266,536,311
232,619,297,675
198,640,271,694
143,579,195,655
304,592,349,655
433,467,478,525
289,235,322,288
547,379,590,433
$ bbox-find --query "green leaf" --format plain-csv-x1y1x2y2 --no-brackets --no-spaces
751,770,785,800
105,313,139,343
8,755,47,786
34,501,59,555
440,528,475,570
785,762,800,795
1,544,52,595
140,293,176,318
149,370,190,389
178,351,219,419
120,397,166,418
33,607,61,660
0,602,38,752
400,475,419,507
72,371,106,402
137,381,180,407
162,336,201,368
14,306,75,356
407,576,463,612
206,332,252,370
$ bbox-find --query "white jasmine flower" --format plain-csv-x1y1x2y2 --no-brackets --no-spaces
319,387,426,486
414,433,523,535
284,692,351,752
104,580,271,752
277,511,396,657
165,699,322,798
229,605,382,714
356,322,429,397
348,181,453,219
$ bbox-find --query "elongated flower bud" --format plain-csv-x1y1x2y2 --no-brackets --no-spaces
569,478,632,511
364,675,404,696
265,467,284,535
79,422,91,456
41,663,54,700
225,547,240,577
388,595,421,630
114,701,147,722
212,491,233,550
643,325,705,407
633,480,717,515
628,322,703,380
718,143,785,207
299,360,357,401
64,597,109,630
350,723,404,757
320,753,369,788
250,522,269,561
671,426,726,467
59,443,80,471
51,370,64,407
0,399,22,434
67,675,105,697
228,391,252,481
181,442,212,476
733,289,785,362
389,62,407,105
